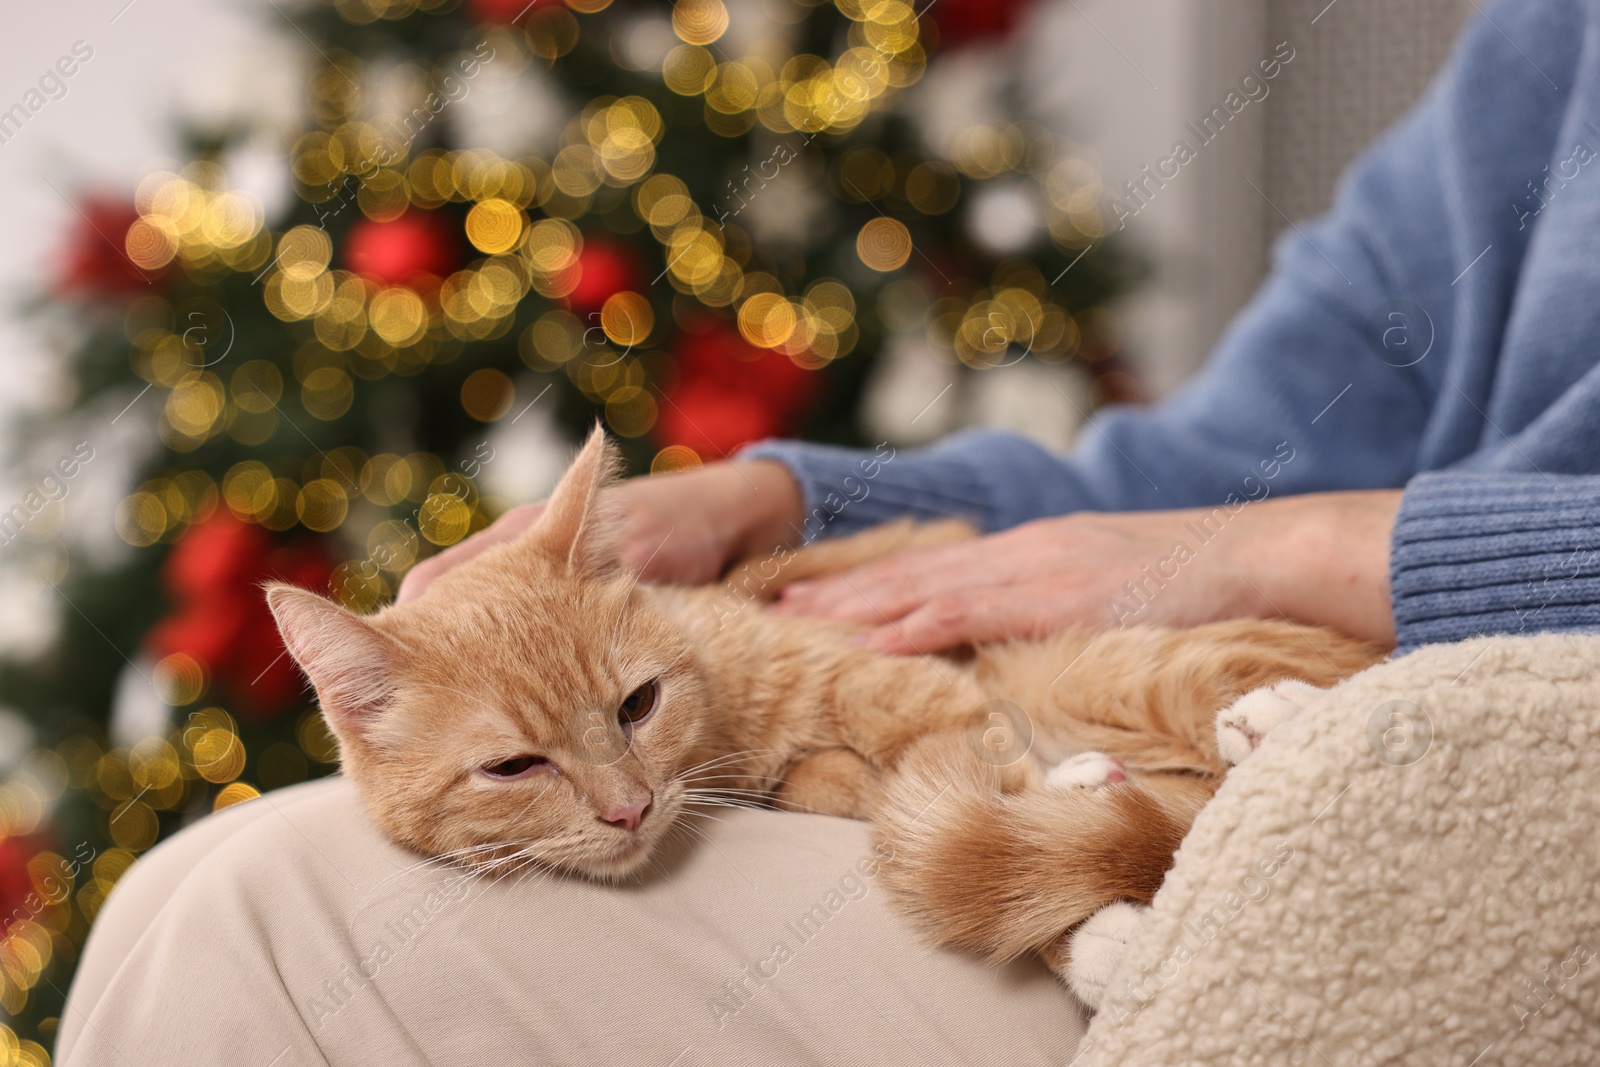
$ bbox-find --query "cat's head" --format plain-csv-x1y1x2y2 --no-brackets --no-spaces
267,427,710,880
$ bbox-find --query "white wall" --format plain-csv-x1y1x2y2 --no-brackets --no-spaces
1022,0,1469,397
0,0,294,416
0,0,300,659
1020,0,1270,397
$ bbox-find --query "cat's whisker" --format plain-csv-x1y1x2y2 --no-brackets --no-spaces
396,839,522,870
677,809,732,828
679,797,772,813
675,820,712,845
477,843,555,880
431,837,546,865
464,828,589,882
677,783,771,796
672,776,777,796
475,858,546,907
659,819,716,870
675,780,774,796
672,749,786,784
676,780,769,791
677,783,775,794
678,798,772,810
501,849,557,887
681,790,831,816
677,795,775,810
373,840,535,890
674,765,784,785
675,783,774,793
678,746,784,770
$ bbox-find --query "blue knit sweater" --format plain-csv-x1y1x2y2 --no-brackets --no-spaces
744,0,1600,651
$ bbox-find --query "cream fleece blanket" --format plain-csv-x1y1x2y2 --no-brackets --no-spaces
1077,634,1600,1066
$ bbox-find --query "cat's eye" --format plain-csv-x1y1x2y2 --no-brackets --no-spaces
481,755,548,779
618,679,658,726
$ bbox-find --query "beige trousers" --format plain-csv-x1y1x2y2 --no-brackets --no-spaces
57,777,1086,1065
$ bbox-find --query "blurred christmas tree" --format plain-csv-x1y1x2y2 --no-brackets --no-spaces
0,0,1139,1055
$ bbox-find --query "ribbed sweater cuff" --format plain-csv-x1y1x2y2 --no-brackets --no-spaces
737,434,996,541
1390,471,1600,650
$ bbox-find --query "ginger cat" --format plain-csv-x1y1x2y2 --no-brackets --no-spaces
267,427,1386,1007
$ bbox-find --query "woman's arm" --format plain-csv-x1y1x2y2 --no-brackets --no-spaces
772,489,1403,651
776,469,1600,655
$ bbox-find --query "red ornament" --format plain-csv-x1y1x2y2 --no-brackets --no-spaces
656,323,819,456
934,0,1034,44
0,836,38,932
343,210,460,287
466,0,552,23
566,238,644,312
147,514,333,719
59,197,152,296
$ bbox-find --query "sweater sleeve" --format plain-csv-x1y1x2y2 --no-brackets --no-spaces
1389,471,1600,650
743,0,1568,541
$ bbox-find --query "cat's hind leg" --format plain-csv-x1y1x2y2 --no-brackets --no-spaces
1214,679,1324,766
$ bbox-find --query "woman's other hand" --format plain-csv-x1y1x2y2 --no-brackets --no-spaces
396,459,802,603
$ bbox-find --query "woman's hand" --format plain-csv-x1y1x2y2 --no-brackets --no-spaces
771,490,1402,653
396,459,803,603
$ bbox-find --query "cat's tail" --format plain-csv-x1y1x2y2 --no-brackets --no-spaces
871,731,1203,962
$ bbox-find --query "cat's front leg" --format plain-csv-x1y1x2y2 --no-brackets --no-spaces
826,658,995,772
774,748,880,819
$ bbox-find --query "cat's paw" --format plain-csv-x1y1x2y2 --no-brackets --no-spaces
1046,901,1149,1011
1215,679,1323,766
1044,751,1126,792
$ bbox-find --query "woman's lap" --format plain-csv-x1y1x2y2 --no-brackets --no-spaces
58,777,1085,1065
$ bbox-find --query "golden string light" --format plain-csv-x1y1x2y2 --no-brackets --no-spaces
672,0,729,45
460,368,516,422
130,166,268,274
651,445,703,474
855,217,913,271
465,199,527,254
600,291,654,347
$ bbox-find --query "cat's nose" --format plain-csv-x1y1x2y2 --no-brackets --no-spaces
601,792,653,833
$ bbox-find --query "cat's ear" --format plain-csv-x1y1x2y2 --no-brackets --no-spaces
266,583,399,741
529,423,625,577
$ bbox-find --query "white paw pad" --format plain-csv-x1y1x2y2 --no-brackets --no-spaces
1215,679,1323,766
1065,901,1149,1010
1044,751,1126,792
